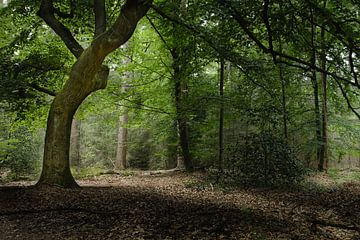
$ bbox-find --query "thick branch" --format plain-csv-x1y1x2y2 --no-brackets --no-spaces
94,0,107,38
93,0,152,58
37,0,84,58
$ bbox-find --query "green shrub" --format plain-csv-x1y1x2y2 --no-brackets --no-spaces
222,132,305,187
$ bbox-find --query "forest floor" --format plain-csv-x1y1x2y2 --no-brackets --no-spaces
0,171,359,240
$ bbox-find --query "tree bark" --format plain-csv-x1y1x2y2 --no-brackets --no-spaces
116,111,129,170
280,65,288,141
70,119,81,171
115,45,131,170
277,39,288,141
320,1,328,171
172,48,193,171
38,62,109,187
313,76,323,170
218,58,225,171
310,9,323,170
37,0,152,187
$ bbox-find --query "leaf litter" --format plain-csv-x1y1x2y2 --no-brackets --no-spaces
0,172,359,239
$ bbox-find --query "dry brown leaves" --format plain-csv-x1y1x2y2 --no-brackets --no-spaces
0,173,359,239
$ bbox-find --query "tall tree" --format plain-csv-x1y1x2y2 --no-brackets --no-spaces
310,8,322,169
36,0,152,187
172,47,193,171
218,58,225,171
115,44,132,170
319,0,328,171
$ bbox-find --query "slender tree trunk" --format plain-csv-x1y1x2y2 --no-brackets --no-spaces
165,120,178,169
310,10,323,170
313,78,323,170
116,110,129,170
277,39,288,141
115,45,131,170
218,58,225,171
70,119,81,171
280,66,288,141
172,48,193,171
320,1,329,171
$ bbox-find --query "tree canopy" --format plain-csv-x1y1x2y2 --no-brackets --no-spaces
0,0,359,187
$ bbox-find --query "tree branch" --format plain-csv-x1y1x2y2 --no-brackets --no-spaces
37,0,84,58
262,0,275,61
53,0,75,19
146,15,172,52
334,78,360,120
93,0,152,58
218,0,360,89
94,0,107,38
30,83,57,96
349,48,359,86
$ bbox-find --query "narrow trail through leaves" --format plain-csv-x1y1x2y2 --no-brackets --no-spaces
0,173,359,239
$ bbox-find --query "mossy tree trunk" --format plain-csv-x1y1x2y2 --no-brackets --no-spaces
36,0,151,187
70,119,81,171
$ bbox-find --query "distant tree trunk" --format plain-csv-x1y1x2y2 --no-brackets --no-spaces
115,46,131,170
116,110,129,170
280,66,288,141
277,39,288,141
312,82,322,170
310,10,323,171
172,48,193,171
70,119,81,171
165,120,178,169
218,58,225,171
176,145,186,170
320,1,328,171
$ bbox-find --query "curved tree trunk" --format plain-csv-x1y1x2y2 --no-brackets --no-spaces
37,61,109,187
36,0,152,187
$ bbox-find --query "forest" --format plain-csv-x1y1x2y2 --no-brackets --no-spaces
0,0,359,239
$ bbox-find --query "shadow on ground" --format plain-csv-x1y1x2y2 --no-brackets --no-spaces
0,175,359,239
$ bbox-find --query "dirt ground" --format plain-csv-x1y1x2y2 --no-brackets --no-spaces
0,172,359,239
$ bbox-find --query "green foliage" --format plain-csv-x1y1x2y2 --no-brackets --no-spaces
0,0,359,184
222,132,305,187
327,168,360,183
128,130,152,170
72,166,103,179
0,124,42,180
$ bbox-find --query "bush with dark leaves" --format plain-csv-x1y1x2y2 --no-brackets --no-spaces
222,132,305,187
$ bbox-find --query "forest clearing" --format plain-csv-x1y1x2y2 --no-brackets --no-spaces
1,171,360,239
1,0,360,239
